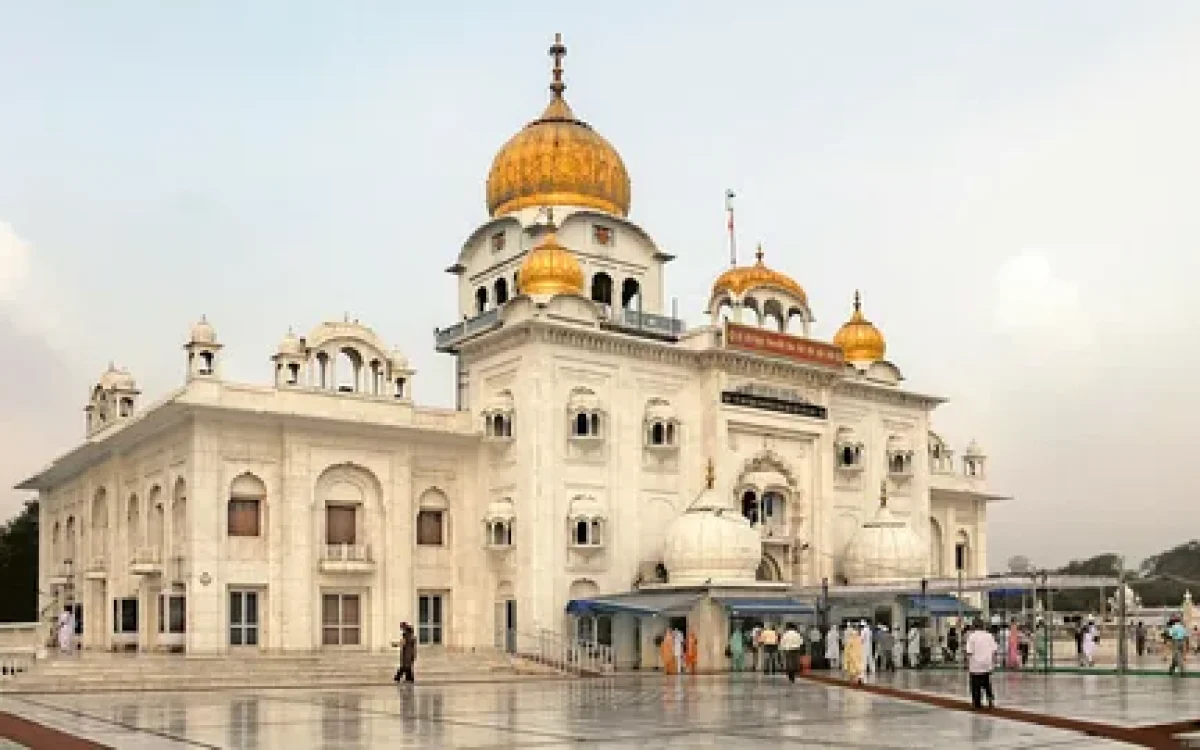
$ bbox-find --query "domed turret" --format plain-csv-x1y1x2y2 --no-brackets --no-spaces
486,34,631,219
841,482,925,584
189,315,217,346
517,225,585,297
662,461,761,585
277,328,304,357
833,291,886,364
711,246,807,303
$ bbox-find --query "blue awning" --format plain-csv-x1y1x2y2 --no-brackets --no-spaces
565,592,701,617
906,595,980,616
714,597,815,616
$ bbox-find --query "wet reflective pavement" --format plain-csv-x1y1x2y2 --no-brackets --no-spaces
1,671,1188,748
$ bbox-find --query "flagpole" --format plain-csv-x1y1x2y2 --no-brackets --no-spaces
725,189,737,267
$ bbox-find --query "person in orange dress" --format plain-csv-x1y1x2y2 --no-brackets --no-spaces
660,631,677,674
684,630,699,674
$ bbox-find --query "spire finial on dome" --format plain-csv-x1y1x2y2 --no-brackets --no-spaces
853,289,862,313
755,243,765,265
705,459,715,490
549,33,567,98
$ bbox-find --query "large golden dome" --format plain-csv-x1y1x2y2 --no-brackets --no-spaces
833,291,887,363
711,246,808,303
486,34,631,218
518,228,584,296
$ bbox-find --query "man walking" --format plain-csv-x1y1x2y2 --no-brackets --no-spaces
759,623,780,675
965,619,998,709
1168,617,1188,676
779,623,804,682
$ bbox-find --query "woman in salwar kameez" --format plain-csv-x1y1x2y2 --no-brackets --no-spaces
684,631,698,674
843,625,865,684
729,629,745,672
660,632,677,674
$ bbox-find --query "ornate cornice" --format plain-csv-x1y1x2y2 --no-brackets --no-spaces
834,380,944,411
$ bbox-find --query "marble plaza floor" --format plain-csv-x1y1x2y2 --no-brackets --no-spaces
4,671,1193,749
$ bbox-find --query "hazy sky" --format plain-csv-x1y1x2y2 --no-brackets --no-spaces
2,2,1198,571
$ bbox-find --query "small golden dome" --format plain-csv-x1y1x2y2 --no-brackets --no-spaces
833,291,887,363
486,34,631,218
711,246,807,303
518,228,585,296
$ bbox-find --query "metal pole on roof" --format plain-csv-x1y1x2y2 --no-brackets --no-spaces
957,568,965,667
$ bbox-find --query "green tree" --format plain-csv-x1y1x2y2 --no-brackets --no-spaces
0,500,39,622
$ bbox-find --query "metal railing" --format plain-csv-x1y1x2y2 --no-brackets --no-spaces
503,628,614,676
322,544,373,562
0,649,35,679
131,546,162,566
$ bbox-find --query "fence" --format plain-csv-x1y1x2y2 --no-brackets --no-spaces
504,628,614,676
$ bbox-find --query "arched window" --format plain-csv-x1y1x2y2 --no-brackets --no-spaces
394,377,407,399
127,494,141,549
494,277,509,305
513,271,520,295
650,422,665,445
591,273,613,305
336,347,363,392
621,278,641,311
475,287,488,314
485,499,515,549
228,474,265,537
954,531,971,573
171,478,187,558
567,496,606,548
119,397,134,417
568,389,604,440
198,351,214,375
762,299,785,332
741,490,759,526
417,489,448,546
574,413,589,437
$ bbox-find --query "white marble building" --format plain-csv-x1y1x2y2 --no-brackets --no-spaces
21,35,1004,656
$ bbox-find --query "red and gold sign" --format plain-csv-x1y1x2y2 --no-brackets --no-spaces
725,323,844,368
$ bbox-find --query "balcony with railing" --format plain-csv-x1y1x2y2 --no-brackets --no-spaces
601,308,686,340
435,308,502,352
130,546,163,576
84,552,107,580
47,560,74,586
319,544,375,574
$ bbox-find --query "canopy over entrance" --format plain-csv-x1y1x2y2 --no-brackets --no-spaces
906,595,980,616
715,597,815,617
565,591,701,617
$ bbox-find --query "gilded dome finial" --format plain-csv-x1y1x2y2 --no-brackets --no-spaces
755,244,765,265
853,289,862,314
549,33,567,98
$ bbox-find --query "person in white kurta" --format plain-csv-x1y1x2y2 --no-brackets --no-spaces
892,629,905,669
56,608,74,653
672,629,685,673
1081,622,1098,667
860,622,875,674
907,627,921,668
825,625,841,669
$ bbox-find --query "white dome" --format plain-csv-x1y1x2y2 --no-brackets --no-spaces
964,439,985,457
98,364,135,390
277,329,304,356
663,493,761,585
189,316,217,345
842,505,925,584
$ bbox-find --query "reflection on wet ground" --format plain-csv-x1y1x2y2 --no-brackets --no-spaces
3,671,1192,748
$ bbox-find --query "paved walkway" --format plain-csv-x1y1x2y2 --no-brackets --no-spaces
3,672,1187,749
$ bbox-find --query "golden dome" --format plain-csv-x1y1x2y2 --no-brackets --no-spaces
485,34,631,218
711,246,808,303
833,291,887,363
518,228,584,296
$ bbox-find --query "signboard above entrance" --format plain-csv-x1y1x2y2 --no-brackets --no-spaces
724,323,844,369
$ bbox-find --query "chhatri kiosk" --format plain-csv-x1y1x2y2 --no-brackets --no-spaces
26,34,1001,662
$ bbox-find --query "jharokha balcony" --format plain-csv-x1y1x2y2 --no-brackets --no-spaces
319,543,375,575
130,546,163,576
